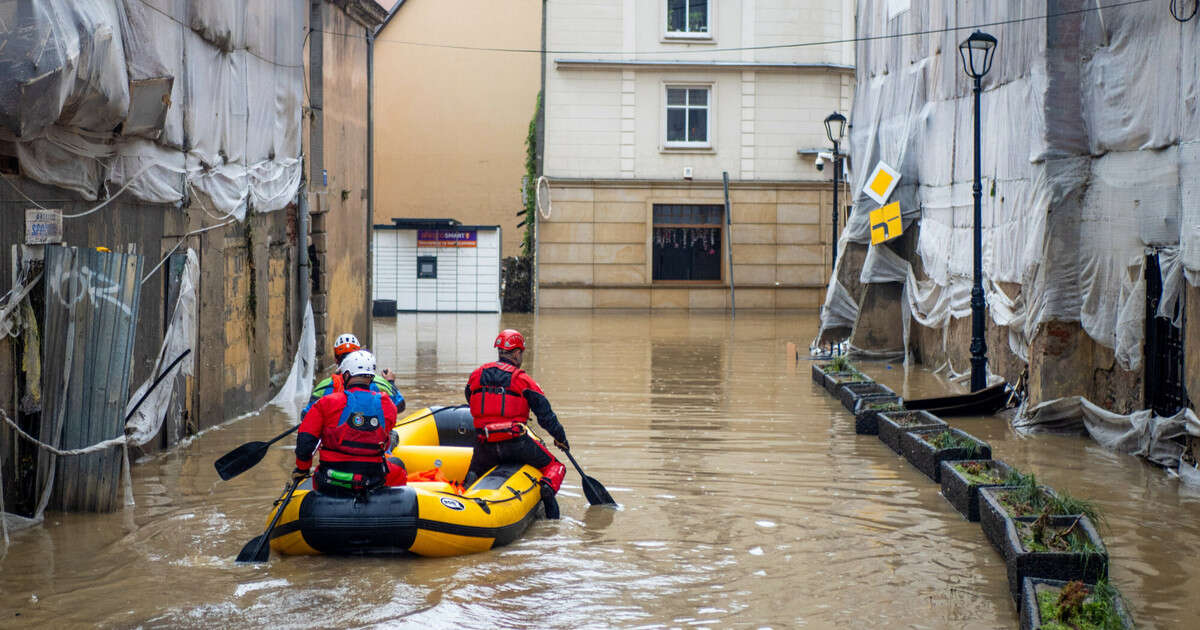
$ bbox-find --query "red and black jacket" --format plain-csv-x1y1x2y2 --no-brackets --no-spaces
296,385,398,475
465,358,566,444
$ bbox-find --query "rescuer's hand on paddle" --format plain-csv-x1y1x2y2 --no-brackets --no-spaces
554,438,569,451
291,467,308,482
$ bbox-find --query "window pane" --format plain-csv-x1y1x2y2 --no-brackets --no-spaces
688,108,707,142
667,108,686,142
667,0,686,32
688,88,707,106
688,0,709,33
667,88,686,106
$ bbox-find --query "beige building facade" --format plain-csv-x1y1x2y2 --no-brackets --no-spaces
540,0,854,309
373,0,543,259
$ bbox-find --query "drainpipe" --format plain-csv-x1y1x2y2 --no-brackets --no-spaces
366,25,375,347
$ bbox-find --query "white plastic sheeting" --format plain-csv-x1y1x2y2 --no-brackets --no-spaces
124,249,197,446
0,0,305,217
267,300,315,423
1015,396,1200,470
823,1,1199,372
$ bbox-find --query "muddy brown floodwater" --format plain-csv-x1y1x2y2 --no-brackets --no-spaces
3,310,1200,628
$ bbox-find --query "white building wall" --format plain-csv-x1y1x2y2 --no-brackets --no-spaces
545,0,856,183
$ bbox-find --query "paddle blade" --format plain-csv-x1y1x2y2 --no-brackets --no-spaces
214,441,269,481
235,533,271,564
580,474,616,506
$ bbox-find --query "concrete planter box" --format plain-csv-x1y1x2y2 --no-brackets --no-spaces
900,427,992,483
823,370,870,394
877,410,946,454
939,459,1013,522
978,485,1066,558
852,397,904,435
1000,515,1108,602
837,382,895,412
1019,578,1134,630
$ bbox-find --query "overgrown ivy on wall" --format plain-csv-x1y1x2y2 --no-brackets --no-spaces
521,91,542,259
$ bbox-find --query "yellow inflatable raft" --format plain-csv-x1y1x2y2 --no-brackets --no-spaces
266,406,548,557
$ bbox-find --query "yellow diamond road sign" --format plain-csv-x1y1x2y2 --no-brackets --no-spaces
863,161,901,205
870,201,903,245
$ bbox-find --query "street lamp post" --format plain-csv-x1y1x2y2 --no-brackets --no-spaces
959,30,997,392
824,111,847,273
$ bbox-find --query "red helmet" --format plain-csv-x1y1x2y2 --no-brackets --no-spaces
494,329,525,351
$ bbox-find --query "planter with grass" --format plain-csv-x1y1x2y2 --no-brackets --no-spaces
823,369,871,394
939,459,1014,521
837,382,896,413
1019,578,1134,630
978,473,1104,559
1000,513,1108,602
853,400,904,435
812,355,860,387
899,427,992,482
877,410,947,454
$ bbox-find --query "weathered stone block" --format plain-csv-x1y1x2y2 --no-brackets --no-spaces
689,288,729,309
731,224,775,244
777,203,821,224
731,244,776,264
540,222,594,243
848,282,905,354
594,264,646,285
776,264,825,286
731,264,775,284
594,222,644,243
777,224,820,245
651,288,690,308
594,201,647,223
546,201,594,222
594,288,650,308
549,187,594,202
777,245,824,265
539,243,593,264
731,203,776,223
594,243,644,264
539,263,593,284
539,287,594,308
730,189,777,203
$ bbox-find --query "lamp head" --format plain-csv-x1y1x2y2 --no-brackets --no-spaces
824,111,847,144
959,30,997,80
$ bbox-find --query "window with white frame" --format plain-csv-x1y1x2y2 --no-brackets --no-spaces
665,87,709,147
667,0,709,35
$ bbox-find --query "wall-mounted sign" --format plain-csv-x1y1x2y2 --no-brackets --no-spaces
869,201,903,245
863,161,901,205
417,229,477,248
26,208,62,245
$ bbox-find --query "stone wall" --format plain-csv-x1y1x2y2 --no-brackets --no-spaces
538,180,837,309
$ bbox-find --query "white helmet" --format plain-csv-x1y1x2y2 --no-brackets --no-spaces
338,350,376,378
334,333,361,355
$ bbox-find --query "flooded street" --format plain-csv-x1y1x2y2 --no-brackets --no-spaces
3,310,1200,628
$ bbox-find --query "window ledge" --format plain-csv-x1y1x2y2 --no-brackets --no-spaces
661,144,714,154
663,32,713,41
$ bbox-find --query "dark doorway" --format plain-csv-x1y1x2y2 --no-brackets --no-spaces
1144,251,1187,416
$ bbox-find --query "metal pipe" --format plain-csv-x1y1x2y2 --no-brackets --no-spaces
366,25,375,346
831,139,839,273
969,76,988,392
723,171,735,319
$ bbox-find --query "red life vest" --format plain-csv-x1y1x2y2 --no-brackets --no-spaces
467,361,531,437
321,389,390,459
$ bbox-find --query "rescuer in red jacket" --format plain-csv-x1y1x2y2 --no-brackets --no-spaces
293,350,399,496
465,329,568,517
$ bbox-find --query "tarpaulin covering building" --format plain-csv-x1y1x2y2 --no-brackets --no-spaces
824,0,1200,473
0,0,305,217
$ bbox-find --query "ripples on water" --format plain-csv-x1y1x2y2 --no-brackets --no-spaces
2,311,1199,628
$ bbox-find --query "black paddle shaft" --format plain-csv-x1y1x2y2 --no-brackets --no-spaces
561,448,616,506
236,476,304,563
214,424,301,481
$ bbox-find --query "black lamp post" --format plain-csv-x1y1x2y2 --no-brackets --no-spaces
959,30,997,392
824,111,847,272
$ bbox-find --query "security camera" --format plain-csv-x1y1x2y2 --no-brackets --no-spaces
814,151,833,171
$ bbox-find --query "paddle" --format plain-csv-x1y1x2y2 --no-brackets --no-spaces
214,424,300,481
560,448,616,506
236,474,306,563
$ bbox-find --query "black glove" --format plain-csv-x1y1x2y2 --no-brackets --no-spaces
291,467,309,482
554,438,569,451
